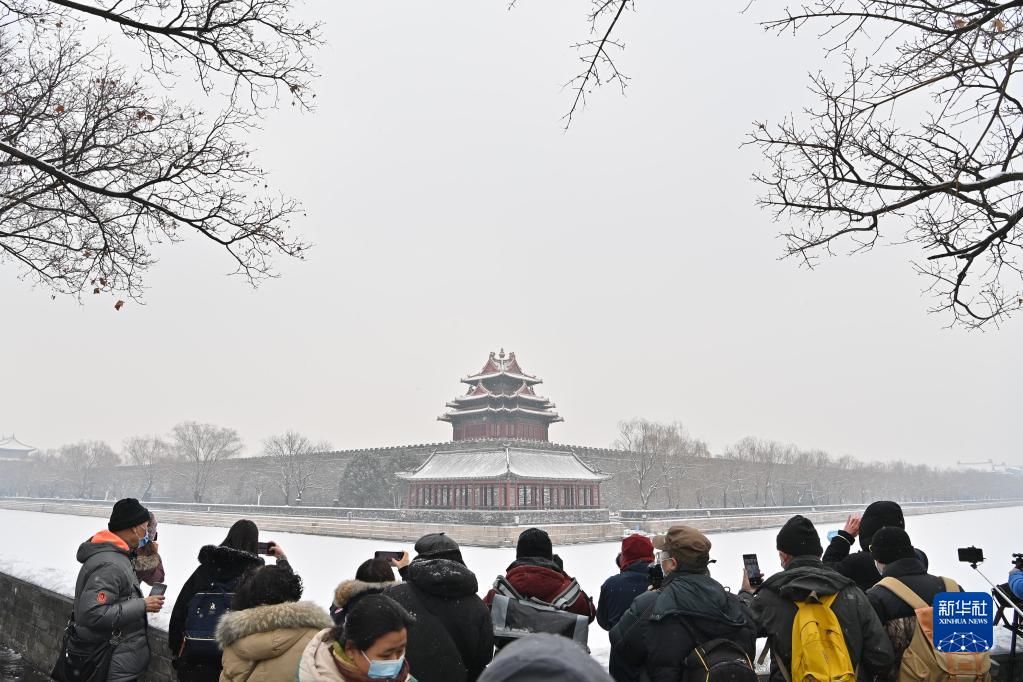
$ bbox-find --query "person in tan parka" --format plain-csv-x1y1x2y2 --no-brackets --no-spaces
215,564,331,682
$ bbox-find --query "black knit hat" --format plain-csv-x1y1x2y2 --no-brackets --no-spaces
108,498,150,532
869,527,916,564
776,515,823,557
517,527,553,560
859,501,905,550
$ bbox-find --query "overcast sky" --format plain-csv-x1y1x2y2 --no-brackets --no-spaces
2,1,1020,467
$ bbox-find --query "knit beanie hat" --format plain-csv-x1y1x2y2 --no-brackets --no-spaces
859,501,905,550
108,498,150,532
516,527,553,560
620,534,655,568
869,527,916,564
776,515,823,557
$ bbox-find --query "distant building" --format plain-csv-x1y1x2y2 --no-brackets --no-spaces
0,435,35,461
400,350,609,510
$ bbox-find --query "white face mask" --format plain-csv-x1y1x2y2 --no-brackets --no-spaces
874,561,886,576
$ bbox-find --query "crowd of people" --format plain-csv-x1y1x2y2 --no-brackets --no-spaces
56,497,1002,682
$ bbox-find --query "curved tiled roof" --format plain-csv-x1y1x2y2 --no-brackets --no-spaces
398,445,609,482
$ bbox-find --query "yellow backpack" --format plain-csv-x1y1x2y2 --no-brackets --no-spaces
876,577,991,682
779,592,857,682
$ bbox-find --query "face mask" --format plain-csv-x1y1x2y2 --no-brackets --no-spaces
874,561,885,576
137,529,150,549
362,651,404,679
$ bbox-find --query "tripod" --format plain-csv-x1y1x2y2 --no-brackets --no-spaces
965,560,1023,682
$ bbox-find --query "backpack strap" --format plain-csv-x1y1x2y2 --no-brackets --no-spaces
940,577,958,593
493,575,525,601
549,579,581,610
877,577,929,610
773,649,793,682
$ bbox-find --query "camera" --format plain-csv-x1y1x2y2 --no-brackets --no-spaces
1013,553,1023,571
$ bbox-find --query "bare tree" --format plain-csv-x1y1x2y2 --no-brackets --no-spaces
263,431,329,505
58,440,120,498
172,421,242,503
123,435,169,500
613,419,706,509
0,1,320,302
751,2,1023,327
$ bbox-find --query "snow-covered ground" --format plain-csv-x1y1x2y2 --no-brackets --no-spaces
0,506,1020,666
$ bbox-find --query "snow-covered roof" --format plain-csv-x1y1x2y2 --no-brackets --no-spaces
461,350,542,386
0,434,35,457
438,406,564,423
398,446,609,481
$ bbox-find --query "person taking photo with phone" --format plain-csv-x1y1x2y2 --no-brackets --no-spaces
168,519,290,681
386,533,494,682
66,498,164,682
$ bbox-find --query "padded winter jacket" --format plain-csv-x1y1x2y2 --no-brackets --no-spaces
597,561,651,631
298,629,417,682
73,530,151,682
823,530,929,592
215,600,331,682
740,556,894,682
610,569,755,682
387,558,494,682
866,558,963,682
169,545,266,657
483,558,596,621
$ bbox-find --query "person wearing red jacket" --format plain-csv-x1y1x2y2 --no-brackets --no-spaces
484,527,596,622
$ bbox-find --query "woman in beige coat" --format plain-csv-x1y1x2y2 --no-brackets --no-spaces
215,564,331,682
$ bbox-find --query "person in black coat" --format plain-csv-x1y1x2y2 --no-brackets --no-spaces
865,527,964,682
386,533,494,682
611,526,755,682
168,520,286,682
823,501,929,592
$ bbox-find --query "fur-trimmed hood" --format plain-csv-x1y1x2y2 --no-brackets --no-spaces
215,600,332,649
197,544,264,583
333,578,399,609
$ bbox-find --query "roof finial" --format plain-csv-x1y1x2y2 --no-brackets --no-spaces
499,348,505,359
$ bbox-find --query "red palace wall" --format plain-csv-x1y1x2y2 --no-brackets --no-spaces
452,417,549,442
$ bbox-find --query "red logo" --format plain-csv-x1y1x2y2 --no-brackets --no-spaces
96,591,107,604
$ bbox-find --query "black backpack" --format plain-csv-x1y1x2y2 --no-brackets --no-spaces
489,575,589,649
683,638,758,682
180,578,236,660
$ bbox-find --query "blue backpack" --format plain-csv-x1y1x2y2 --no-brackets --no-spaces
181,579,236,660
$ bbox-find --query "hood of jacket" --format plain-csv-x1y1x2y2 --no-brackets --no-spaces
197,544,264,582
505,560,574,602
404,557,478,598
880,557,929,579
333,578,400,609
622,560,650,576
478,633,611,682
77,530,131,564
761,556,855,601
649,572,747,628
215,600,332,649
